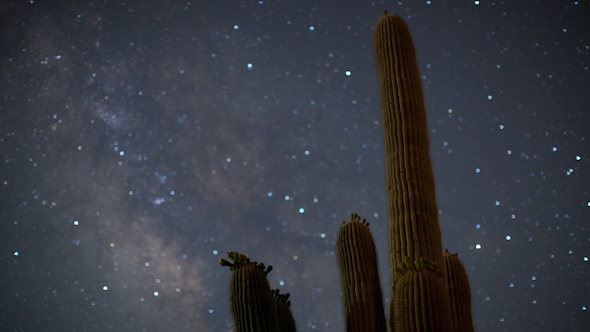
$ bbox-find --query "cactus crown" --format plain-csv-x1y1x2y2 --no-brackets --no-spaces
342,212,370,228
219,251,273,275
444,248,459,257
394,256,443,279
271,289,292,307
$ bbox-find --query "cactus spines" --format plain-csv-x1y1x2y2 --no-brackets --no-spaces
444,250,474,332
373,12,444,277
272,289,297,332
336,213,387,332
219,251,273,275
393,257,453,332
220,252,280,332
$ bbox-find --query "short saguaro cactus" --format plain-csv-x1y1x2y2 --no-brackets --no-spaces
219,252,285,332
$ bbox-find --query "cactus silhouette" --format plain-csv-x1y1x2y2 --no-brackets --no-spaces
336,213,387,332
272,289,297,332
219,251,282,332
444,249,475,332
219,12,473,332
374,11,456,331
373,11,443,278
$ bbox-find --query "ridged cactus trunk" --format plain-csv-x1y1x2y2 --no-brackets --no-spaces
336,214,387,332
220,252,282,332
444,250,475,332
373,12,452,331
373,11,443,282
393,257,453,331
272,289,297,332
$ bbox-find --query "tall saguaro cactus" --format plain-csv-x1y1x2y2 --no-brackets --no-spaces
219,12,474,332
373,11,453,331
373,11,443,281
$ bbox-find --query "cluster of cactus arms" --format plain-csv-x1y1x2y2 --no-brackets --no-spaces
219,251,273,274
219,12,473,332
219,251,295,332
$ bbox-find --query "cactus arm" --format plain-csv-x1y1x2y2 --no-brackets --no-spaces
272,289,297,332
444,250,475,332
221,252,280,332
336,213,387,332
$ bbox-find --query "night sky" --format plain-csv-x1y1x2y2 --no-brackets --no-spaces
1,1,589,331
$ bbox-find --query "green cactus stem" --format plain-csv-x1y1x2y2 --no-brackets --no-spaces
444,250,474,332
393,257,453,332
336,213,387,332
272,289,297,332
374,12,450,332
220,252,279,332
373,13,444,276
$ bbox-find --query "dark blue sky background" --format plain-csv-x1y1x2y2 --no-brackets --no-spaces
1,1,588,331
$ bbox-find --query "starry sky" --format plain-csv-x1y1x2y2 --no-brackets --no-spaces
1,1,589,331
